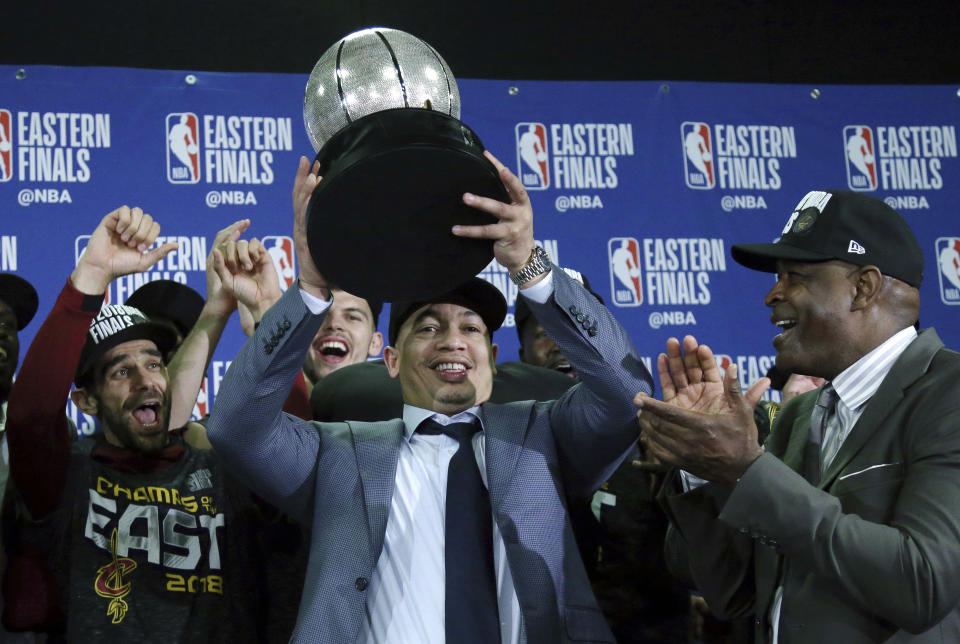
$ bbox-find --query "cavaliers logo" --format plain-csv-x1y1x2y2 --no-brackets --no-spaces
94,529,137,624
790,207,819,235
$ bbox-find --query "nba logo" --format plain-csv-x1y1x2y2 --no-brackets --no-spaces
936,237,960,305
75,235,110,305
0,109,12,182
262,236,296,291
166,112,200,184
681,122,714,189
608,237,643,306
192,376,210,420
843,126,878,191
515,123,549,190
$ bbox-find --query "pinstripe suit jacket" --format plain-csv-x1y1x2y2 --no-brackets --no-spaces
207,267,653,643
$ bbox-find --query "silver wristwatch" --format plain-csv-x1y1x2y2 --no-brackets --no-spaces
510,246,552,286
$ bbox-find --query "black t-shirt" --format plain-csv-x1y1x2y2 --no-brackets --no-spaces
35,437,264,643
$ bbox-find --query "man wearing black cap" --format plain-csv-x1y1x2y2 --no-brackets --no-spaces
207,152,653,643
641,190,960,642
4,206,264,640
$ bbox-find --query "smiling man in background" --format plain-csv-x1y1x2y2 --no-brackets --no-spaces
642,190,960,643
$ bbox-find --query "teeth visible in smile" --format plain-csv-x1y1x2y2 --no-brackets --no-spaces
435,362,466,372
319,340,348,355
775,320,797,329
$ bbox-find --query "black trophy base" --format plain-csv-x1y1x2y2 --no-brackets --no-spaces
306,108,508,303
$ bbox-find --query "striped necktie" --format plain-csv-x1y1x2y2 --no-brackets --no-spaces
803,385,838,485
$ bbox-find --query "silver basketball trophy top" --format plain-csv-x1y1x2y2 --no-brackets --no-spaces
303,27,460,152
301,27,506,303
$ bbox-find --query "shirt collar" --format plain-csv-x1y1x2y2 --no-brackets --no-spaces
831,326,917,411
402,404,484,441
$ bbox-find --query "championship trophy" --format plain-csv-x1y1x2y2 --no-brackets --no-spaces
302,27,508,302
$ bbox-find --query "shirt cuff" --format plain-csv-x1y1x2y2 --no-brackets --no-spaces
517,270,554,304
299,288,333,315
679,469,709,492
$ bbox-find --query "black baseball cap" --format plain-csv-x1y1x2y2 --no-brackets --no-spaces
515,268,603,342
126,280,205,337
0,274,38,330
731,190,923,287
389,277,507,346
75,304,179,385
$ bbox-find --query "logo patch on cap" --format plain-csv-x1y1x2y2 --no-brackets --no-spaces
847,240,866,255
780,191,833,236
791,208,819,235
87,305,148,345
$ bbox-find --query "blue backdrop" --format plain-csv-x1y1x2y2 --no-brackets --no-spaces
1,66,957,433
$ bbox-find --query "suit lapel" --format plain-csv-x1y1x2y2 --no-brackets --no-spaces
481,401,534,509
350,419,405,560
819,329,943,489
770,394,818,474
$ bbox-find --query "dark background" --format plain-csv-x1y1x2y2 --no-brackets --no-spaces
2,0,958,83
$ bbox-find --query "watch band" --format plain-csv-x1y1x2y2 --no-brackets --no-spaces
510,246,552,286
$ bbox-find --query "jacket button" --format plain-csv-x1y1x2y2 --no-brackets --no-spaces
355,577,368,591
568,305,578,314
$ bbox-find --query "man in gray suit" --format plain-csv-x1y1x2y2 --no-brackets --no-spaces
206,153,653,643
640,190,960,643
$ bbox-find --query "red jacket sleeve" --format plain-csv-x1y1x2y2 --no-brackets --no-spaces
6,279,103,517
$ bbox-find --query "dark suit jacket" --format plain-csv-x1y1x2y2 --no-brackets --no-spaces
207,267,653,643
311,359,577,422
664,329,960,643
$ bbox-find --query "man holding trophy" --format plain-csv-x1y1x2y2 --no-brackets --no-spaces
207,28,652,643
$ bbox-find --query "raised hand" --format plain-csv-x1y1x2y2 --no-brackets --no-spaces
659,336,728,412
292,156,329,298
204,219,251,317
636,336,770,483
211,236,282,323
453,150,537,277
72,206,178,295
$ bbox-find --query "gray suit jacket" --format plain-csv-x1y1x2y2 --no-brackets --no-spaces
664,329,960,643
208,267,653,643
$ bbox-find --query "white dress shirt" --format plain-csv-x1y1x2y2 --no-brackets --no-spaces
300,272,556,643
356,405,523,644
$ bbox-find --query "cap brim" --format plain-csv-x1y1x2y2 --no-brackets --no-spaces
389,277,507,346
75,322,180,385
730,242,834,273
0,274,39,330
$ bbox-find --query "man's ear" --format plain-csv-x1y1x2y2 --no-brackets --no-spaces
383,345,400,379
70,387,98,416
851,266,883,310
367,331,384,358
491,343,498,375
